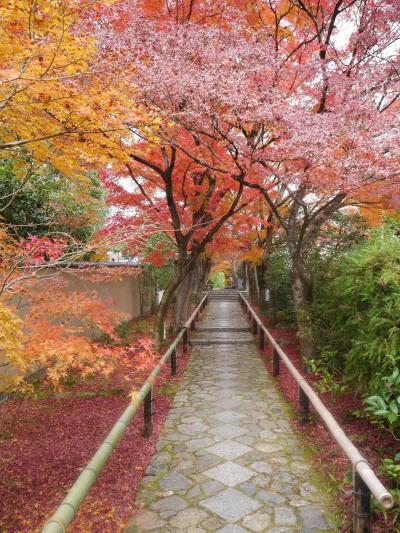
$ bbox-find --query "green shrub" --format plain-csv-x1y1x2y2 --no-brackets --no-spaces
314,228,400,409
209,271,226,289
365,369,400,427
379,453,400,526
265,246,295,324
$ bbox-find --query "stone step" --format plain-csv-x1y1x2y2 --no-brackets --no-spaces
191,330,254,346
196,327,250,333
207,297,239,301
207,290,240,293
208,291,239,297
208,291,239,294
207,291,240,298
207,298,238,300
190,338,255,345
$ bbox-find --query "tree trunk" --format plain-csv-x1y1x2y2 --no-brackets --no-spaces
153,252,203,349
170,257,210,333
245,262,250,292
170,267,196,334
196,258,211,300
247,263,258,304
263,254,278,325
139,268,157,316
286,191,346,367
191,258,205,303
153,277,180,350
291,265,313,370
256,263,267,311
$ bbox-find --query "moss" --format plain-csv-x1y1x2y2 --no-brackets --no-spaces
156,381,180,396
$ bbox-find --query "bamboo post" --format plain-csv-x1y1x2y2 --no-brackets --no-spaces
171,348,177,376
143,388,152,438
299,386,310,424
252,317,258,335
183,328,188,352
273,348,280,376
259,328,265,351
354,471,371,532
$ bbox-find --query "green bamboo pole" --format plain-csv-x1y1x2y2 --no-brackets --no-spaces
42,294,208,533
239,292,393,511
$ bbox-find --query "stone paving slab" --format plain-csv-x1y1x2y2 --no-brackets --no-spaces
125,299,338,532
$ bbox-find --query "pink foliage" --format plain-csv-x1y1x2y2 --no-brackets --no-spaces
90,0,400,205
0,344,191,532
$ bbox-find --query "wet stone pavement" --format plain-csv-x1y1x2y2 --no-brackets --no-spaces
126,297,337,532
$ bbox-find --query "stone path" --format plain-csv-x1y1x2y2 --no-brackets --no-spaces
126,297,337,532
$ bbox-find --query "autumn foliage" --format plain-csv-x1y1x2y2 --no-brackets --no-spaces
1,0,400,530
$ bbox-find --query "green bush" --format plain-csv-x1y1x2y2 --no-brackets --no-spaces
379,453,400,526
209,271,226,289
365,368,400,427
0,158,106,241
265,246,295,324
314,228,400,403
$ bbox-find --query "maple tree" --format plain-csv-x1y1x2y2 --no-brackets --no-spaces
149,1,398,357
0,224,124,394
103,136,249,348
0,175,170,392
84,0,398,356
2,1,236,356
0,0,97,160
2,0,400,361
89,2,263,347
236,0,400,363
0,163,151,396
1,1,400,529
0,155,160,395
0,0,157,195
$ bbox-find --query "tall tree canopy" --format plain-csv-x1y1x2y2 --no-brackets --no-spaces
1,0,399,355
87,0,399,353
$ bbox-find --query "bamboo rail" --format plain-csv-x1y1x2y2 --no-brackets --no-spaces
239,292,393,533
41,293,208,533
